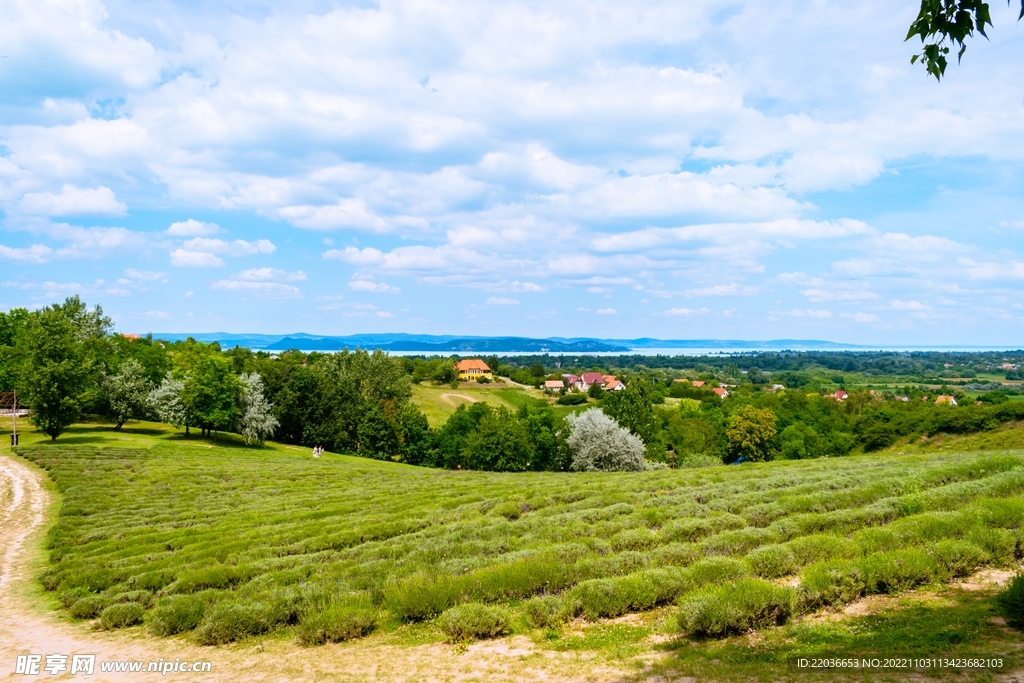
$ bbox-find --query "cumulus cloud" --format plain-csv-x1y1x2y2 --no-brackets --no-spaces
123,268,167,282
18,185,126,217
170,250,224,267
0,244,54,263
486,297,519,305
842,312,881,324
167,219,220,237
170,238,276,267
237,267,306,281
210,280,302,298
350,279,400,293
596,308,617,315
4,0,1024,340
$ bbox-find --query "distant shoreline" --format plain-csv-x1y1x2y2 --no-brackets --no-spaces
132,332,1021,355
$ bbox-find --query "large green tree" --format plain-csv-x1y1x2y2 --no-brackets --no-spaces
462,408,534,472
601,379,664,460
0,308,30,392
725,405,778,462
173,340,242,437
908,0,1023,79
20,297,110,440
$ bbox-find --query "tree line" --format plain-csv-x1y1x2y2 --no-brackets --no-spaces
3,298,1023,471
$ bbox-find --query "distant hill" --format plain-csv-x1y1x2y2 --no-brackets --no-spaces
144,332,864,353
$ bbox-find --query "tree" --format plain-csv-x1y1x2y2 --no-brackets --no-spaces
357,400,403,460
431,402,492,469
174,341,242,437
0,308,29,392
149,373,189,430
400,404,433,465
601,379,663,460
237,372,279,446
462,409,533,471
588,382,604,399
908,0,1023,79
19,298,108,440
106,358,154,430
565,408,646,472
725,405,778,462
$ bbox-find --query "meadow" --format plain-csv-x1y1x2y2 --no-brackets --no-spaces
409,383,538,426
13,419,1024,662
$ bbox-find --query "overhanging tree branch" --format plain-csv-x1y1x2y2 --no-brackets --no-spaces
907,0,1022,79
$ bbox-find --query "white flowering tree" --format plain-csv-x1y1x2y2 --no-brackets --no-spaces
565,408,647,472
238,372,279,446
149,373,188,431
106,358,154,430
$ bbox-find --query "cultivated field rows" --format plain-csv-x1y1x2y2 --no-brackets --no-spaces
17,443,1024,645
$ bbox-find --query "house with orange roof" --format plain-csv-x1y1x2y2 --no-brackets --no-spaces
935,395,958,406
456,359,492,381
603,378,624,391
691,380,705,388
711,387,729,398
544,379,565,392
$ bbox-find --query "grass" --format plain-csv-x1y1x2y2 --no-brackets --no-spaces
8,418,1024,654
657,587,1021,682
881,421,1024,454
409,382,535,426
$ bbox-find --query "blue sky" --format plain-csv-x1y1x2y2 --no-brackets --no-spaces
2,0,1024,344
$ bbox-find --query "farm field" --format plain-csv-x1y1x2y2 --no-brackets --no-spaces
3,420,1024,681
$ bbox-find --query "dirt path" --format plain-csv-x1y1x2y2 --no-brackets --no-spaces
0,453,642,682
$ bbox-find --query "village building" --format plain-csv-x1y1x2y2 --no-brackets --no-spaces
603,379,624,391
936,395,958,406
456,359,492,381
543,379,565,392
712,387,728,398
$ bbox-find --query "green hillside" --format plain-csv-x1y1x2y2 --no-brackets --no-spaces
12,419,1024,671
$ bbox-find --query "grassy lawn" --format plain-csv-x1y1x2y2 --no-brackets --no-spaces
881,422,1024,455
8,419,1024,662
409,382,541,426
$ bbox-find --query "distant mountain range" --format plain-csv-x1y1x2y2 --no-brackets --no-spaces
145,332,866,353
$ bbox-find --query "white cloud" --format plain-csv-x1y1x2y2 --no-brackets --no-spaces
350,279,400,293
686,283,758,297
167,219,220,237
181,238,276,256
486,297,519,305
237,267,306,281
170,238,276,267
0,244,53,263
170,250,224,267
842,312,881,324
664,307,709,316
890,299,930,311
788,309,833,318
124,268,167,282
18,185,126,217
277,199,429,232
210,280,302,298
144,310,172,319
596,308,617,315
